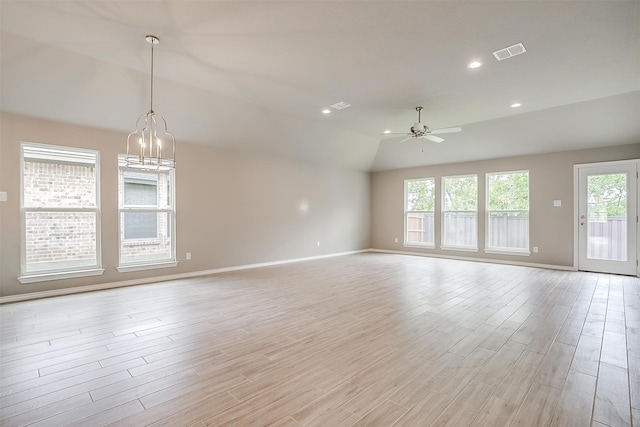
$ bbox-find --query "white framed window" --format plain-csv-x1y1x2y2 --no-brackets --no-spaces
404,178,435,247
118,155,177,271
19,142,103,283
486,170,530,255
442,174,478,251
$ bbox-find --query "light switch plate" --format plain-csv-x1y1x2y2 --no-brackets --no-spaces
0,192,7,202
553,200,561,207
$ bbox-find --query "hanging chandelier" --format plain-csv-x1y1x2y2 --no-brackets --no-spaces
126,35,175,171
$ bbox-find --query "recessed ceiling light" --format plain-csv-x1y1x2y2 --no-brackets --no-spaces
322,109,331,114
467,61,482,69
511,103,522,108
383,130,391,134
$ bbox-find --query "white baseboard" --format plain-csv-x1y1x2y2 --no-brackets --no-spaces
368,248,576,272
0,249,369,304
0,248,578,304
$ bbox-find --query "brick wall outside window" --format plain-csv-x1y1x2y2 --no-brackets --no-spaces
23,161,97,269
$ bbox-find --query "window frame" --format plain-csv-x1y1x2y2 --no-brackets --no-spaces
403,178,436,248
117,156,177,272
18,142,104,284
441,174,478,252
485,170,531,256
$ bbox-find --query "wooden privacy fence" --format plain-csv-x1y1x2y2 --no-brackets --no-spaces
588,216,627,260
407,212,481,246
407,212,525,247
407,214,628,258
406,213,435,244
487,214,528,249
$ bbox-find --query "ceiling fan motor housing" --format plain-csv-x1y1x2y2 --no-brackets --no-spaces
412,123,427,134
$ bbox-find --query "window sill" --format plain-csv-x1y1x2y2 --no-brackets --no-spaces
484,248,531,257
440,245,479,253
403,243,435,249
19,268,105,284
122,239,162,246
117,261,178,273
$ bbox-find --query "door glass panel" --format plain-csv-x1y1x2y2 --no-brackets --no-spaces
587,173,627,261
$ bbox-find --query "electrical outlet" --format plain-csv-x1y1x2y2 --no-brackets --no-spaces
533,246,538,253
394,237,398,243
186,252,191,260
316,241,320,247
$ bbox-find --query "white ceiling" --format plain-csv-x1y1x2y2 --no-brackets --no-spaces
1,1,639,171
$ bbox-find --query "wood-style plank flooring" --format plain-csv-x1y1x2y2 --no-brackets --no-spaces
1,253,639,426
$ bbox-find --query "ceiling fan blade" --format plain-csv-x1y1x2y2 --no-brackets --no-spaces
425,134,444,143
381,132,412,138
430,127,462,135
398,136,415,144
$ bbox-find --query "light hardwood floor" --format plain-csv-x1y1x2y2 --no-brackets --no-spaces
1,253,639,426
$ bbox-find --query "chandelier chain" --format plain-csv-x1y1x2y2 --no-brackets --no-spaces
149,40,154,113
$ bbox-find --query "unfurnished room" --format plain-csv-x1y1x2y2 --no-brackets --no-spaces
1,1,639,426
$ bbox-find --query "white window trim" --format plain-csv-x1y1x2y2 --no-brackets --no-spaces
19,268,105,284
441,244,479,253
117,261,178,273
441,174,478,251
484,248,531,256
404,242,436,249
404,178,436,247
19,142,102,283
485,170,530,255
117,160,176,270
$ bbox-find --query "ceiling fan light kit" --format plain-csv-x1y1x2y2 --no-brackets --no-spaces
384,106,462,144
125,35,176,171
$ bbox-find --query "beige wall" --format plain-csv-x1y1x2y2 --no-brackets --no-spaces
0,113,371,297
370,144,640,267
2,111,638,298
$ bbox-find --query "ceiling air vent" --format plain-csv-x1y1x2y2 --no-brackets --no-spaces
330,101,351,110
493,43,527,61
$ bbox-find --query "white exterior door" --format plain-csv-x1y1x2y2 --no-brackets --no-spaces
577,160,638,275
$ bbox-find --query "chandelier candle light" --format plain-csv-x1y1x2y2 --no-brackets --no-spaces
126,35,176,170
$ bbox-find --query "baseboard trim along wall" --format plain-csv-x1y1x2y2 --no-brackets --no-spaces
0,250,369,304
368,248,576,272
1,248,577,304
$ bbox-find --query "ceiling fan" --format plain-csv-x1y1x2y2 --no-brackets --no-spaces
385,107,461,143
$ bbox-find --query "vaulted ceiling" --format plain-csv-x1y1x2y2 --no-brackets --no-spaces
1,1,639,171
